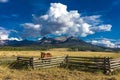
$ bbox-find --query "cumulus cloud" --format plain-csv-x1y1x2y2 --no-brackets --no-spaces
115,40,120,48
91,39,115,48
91,25,112,32
0,27,11,45
0,0,8,3
0,27,21,41
88,38,120,48
0,27,10,40
21,23,41,38
82,15,102,25
21,3,112,38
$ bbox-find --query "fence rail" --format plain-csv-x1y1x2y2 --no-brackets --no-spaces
17,56,66,69
16,56,120,74
109,58,120,71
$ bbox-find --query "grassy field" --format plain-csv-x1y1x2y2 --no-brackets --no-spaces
0,48,120,80
0,48,120,58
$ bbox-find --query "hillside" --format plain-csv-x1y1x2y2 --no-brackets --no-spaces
0,37,115,51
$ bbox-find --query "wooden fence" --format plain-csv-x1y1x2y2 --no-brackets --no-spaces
17,56,66,69
17,56,33,68
16,56,120,74
66,56,108,73
66,56,120,74
109,58,120,72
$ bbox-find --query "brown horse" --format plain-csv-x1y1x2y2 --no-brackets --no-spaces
41,52,52,62
46,53,52,58
41,52,47,59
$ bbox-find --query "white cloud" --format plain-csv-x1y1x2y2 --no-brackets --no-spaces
38,38,42,40
21,23,41,38
0,27,21,41
21,3,112,38
115,40,120,48
88,38,120,48
92,39,115,48
0,27,9,45
0,0,8,3
82,15,102,25
0,27,9,40
21,23,41,29
8,37,22,41
91,25,112,32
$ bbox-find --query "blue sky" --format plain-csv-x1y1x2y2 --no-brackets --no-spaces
0,0,120,48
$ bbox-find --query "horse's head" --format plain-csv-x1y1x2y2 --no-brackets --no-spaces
41,52,46,58
46,53,52,57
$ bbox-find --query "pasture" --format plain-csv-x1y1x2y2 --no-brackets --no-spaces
0,49,120,58
0,48,120,80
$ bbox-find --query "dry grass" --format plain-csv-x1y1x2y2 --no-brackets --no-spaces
0,48,120,80
0,48,120,58
0,66,120,80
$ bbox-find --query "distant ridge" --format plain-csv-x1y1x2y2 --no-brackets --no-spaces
0,37,118,51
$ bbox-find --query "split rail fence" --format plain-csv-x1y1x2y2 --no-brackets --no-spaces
17,56,66,69
17,56,120,74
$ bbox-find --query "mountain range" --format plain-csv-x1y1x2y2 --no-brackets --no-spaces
0,36,119,52
0,36,96,46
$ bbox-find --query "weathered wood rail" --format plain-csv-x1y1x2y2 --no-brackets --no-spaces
66,56,108,73
109,58,120,72
17,56,66,69
16,56,120,74
66,56,120,74
17,56,34,68
33,56,66,68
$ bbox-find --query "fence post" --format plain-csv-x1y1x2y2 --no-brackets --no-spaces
103,57,107,74
104,57,111,74
17,56,20,61
65,55,68,68
65,55,68,63
30,57,34,69
107,57,112,74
